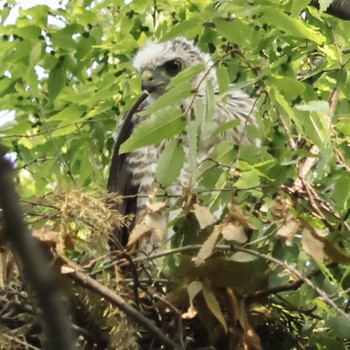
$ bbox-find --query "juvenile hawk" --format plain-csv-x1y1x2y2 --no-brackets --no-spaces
108,37,258,247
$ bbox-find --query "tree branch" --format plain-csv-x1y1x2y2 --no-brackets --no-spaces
131,244,350,320
246,262,338,301
0,145,76,350
65,262,183,350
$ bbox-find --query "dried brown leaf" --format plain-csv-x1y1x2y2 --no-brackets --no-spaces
222,223,247,243
193,225,222,266
270,194,292,221
236,296,263,350
228,204,257,230
202,282,227,332
193,204,215,229
61,265,76,274
276,218,299,246
182,304,198,319
323,241,350,264
126,222,151,247
127,209,167,247
144,212,167,240
146,201,167,213
32,228,61,244
230,252,257,262
188,280,203,302
301,229,325,262
182,281,202,319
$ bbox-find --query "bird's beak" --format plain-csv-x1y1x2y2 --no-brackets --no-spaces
141,70,157,93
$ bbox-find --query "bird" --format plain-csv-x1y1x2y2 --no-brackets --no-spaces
107,37,259,248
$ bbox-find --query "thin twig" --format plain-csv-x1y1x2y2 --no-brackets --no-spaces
131,244,349,320
233,246,350,321
246,262,338,301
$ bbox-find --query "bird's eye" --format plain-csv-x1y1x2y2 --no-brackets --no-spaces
164,59,182,76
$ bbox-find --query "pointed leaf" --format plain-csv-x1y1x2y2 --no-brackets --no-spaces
291,0,312,16
167,64,205,90
155,139,185,186
221,223,247,243
276,219,300,246
48,61,66,101
49,104,86,122
140,85,192,116
202,283,227,332
263,7,326,44
186,121,198,180
301,229,325,262
318,0,333,13
120,107,185,153
212,119,240,138
194,225,221,266
193,204,215,229
216,66,230,96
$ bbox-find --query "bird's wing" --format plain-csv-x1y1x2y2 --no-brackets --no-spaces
107,92,149,247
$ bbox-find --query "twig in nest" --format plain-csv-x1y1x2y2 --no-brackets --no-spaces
64,260,183,350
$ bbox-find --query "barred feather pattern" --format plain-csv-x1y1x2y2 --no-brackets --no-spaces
109,38,259,245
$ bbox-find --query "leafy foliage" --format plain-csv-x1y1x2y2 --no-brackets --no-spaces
1,0,350,349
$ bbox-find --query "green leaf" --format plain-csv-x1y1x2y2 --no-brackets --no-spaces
186,121,198,181
336,115,350,135
291,0,312,17
270,87,302,132
269,76,305,100
48,62,66,101
140,84,192,116
235,170,260,189
51,124,78,138
262,7,326,44
332,173,350,212
212,119,240,138
51,24,84,51
29,41,44,66
24,67,40,97
17,25,41,40
49,104,86,123
120,107,185,153
162,17,203,40
211,141,236,166
208,171,230,212
167,64,205,90
214,18,257,47
295,100,329,113
204,81,215,125
318,0,333,13
21,5,49,27
155,139,185,186
325,315,350,338
302,112,331,147
216,66,230,96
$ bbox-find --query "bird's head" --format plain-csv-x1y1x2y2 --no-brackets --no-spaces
133,37,215,99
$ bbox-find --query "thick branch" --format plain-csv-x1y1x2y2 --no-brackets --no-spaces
0,145,76,350
66,265,182,350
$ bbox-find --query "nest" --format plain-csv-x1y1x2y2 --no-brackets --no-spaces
0,188,307,350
